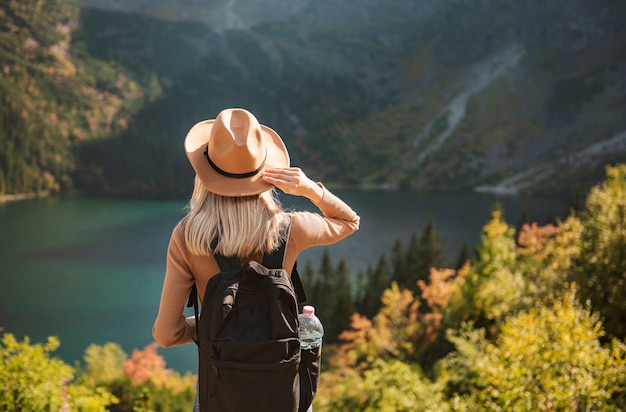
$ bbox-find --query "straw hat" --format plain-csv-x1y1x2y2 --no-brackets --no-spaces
184,108,290,196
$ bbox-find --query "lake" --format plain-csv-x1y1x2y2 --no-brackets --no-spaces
0,190,571,373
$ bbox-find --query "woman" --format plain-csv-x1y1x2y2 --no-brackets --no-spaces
152,108,360,410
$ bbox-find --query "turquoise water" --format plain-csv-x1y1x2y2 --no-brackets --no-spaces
0,191,570,373
0,197,194,372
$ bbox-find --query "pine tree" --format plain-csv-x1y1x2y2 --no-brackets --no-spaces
357,254,392,319
353,269,367,313
390,237,408,286
396,220,446,294
454,241,471,270
402,233,421,289
307,250,337,341
325,259,355,342
515,210,529,242
300,260,316,296
416,219,445,282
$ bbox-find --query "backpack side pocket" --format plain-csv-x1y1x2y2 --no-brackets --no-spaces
298,344,322,412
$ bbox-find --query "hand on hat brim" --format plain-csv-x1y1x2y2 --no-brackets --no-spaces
261,167,323,202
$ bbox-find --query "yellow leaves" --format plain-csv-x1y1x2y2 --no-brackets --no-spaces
335,264,469,369
543,215,583,272
379,282,420,327
572,163,626,337
376,283,421,357
82,342,127,386
475,268,525,321
476,210,517,272
317,359,449,412
446,286,626,411
483,210,514,240
0,333,118,411
42,171,60,191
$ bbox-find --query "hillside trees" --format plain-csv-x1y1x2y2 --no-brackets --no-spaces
571,164,626,338
315,164,626,411
438,289,626,411
321,287,626,411
0,0,143,196
442,288,626,411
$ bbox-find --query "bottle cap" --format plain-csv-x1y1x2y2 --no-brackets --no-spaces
302,305,315,318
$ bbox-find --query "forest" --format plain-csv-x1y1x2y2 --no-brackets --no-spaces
2,164,625,411
0,0,146,198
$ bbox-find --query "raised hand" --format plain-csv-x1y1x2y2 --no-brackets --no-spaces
261,167,323,202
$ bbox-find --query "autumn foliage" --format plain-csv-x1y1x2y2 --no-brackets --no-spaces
0,336,195,411
316,164,626,411
123,343,169,386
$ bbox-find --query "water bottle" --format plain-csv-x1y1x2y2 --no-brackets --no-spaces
298,305,324,349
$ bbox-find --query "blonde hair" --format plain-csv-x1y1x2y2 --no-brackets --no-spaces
183,176,290,258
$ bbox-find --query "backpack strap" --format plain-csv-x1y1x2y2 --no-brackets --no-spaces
214,254,241,272
261,219,307,304
291,262,307,304
210,236,241,272
261,235,287,268
186,283,199,345
263,248,306,304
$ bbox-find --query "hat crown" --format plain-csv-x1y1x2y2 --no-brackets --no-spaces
208,109,266,175
184,107,289,196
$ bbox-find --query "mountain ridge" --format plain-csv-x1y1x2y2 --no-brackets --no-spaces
1,0,625,198
70,0,626,196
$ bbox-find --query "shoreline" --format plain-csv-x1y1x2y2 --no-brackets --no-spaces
0,191,49,203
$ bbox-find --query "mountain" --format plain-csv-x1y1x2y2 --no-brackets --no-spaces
0,0,144,197
2,0,625,198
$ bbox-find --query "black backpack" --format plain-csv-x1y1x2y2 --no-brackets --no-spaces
187,230,321,412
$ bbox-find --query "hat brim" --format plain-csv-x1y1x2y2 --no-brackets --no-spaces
184,119,290,197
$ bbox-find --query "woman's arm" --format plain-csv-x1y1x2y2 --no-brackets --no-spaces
263,167,360,250
152,224,196,347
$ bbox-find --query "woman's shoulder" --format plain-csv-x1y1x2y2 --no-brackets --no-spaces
287,210,315,227
173,215,187,232
286,210,329,238
169,216,190,243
